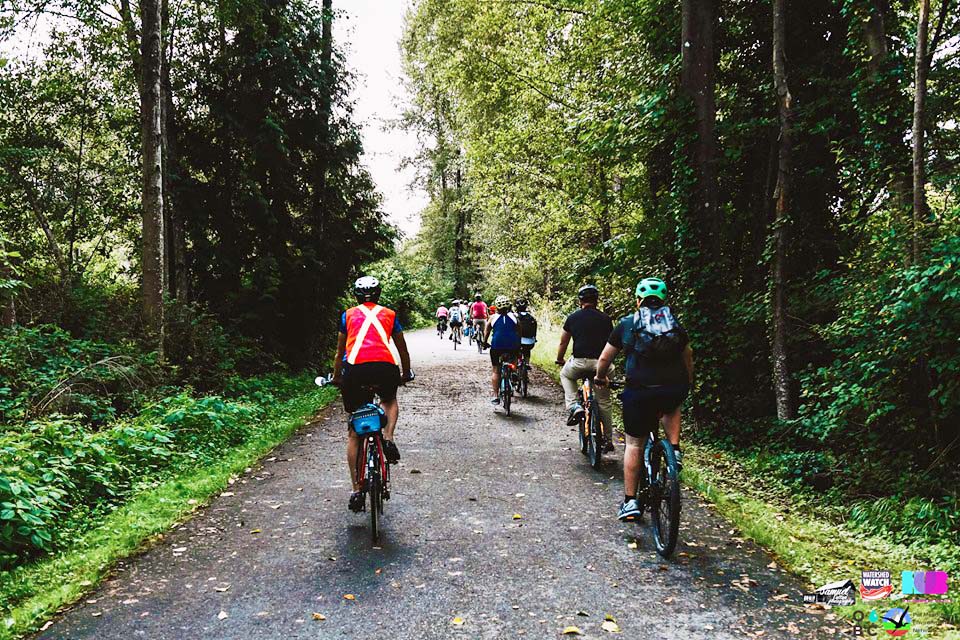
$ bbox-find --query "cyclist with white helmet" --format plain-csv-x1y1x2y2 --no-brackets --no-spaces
332,276,413,513
484,295,521,406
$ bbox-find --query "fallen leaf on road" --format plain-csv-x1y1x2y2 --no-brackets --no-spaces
771,593,790,601
217,611,228,620
312,613,326,621
515,493,525,497
91,612,102,617
452,617,465,626
627,541,638,549
375,568,383,575
343,594,356,600
410,469,422,474
786,622,800,634
256,611,269,617
122,598,139,605
250,529,261,534
663,597,674,604
704,624,715,630
40,622,53,632
214,586,230,592
576,611,589,617
221,492,235,497
604,614,617,622
767,561,778,569
562,626,583,635
513,513,523,520
601,620,621,633
173,547,187,553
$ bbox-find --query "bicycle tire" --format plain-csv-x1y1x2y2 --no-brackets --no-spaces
501,375,512,416
369,472,381,544
588,406,602,469
649,439,681,558
520,368,529,398
578,412,589,455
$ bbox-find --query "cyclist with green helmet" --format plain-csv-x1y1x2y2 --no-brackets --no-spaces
595,277,694,522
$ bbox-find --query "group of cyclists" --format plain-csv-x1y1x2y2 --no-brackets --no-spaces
332,275,693,524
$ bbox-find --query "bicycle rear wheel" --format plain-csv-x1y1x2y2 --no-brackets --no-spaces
588,407,602,469
648,439,681,557
520,367,529,397
369,472,382,544
501,376,512,416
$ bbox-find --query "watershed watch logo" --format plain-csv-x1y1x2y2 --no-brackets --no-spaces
861,570,893,601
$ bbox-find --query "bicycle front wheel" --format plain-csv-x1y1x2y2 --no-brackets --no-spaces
649,439,681,557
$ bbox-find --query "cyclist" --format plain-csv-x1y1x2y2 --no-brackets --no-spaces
594,277,694,522
515,297,538,365
332,276,413,513
483,295,520,406
458,299,470,327
470,294,489,347
555,284,614,449
436,303,449,335
448,299,464,340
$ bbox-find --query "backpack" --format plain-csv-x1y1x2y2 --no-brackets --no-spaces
517,312,538,339
449,306,462,322
623,305,687,361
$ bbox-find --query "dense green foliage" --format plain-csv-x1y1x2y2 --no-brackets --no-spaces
401,0,960,549
0,325,314,565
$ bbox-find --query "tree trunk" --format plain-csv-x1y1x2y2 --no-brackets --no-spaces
771,0,795,421
912,0,930,265
1,256,15,328
864,0,889,81
141,0,166,356
680,0,720,419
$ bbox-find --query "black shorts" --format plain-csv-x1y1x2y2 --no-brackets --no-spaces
620,384,690,438
341,362,401,413
449,318,463,327
490,348,519,368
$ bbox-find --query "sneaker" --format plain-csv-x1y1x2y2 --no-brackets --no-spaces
566,404,585,426
604,440,615,453
490,397,500,406
348,491,365,513
383,439,401,464
618,498,642,522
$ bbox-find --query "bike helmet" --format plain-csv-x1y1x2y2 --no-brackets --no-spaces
515,297,529,311
635,277,667,301
494,294,511,309
474,294,482,301
577,284,599,302
354,276,381,302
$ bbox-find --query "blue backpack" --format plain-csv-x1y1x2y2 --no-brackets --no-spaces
491,313,521,350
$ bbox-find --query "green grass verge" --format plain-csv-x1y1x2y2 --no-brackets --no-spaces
530,320,958,639
0,386,337,640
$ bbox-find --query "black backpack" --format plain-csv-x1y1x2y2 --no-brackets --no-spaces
622,305,688,361
517,312,538,339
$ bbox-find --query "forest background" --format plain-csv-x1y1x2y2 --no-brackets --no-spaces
0,0,959,634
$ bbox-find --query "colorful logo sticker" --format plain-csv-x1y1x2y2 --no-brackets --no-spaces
901,571,948,596
862,570,894,601
882,607,912,637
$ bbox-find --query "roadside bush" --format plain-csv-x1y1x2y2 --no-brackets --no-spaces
0,389,267,564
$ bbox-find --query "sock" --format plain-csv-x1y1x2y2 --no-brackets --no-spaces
624,495,634,504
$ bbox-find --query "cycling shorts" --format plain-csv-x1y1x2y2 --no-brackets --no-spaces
490,348,519,368
449,317,463,327
620,384,689,438
341,362,400,413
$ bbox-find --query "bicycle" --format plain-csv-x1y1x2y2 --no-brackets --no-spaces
599,380,681,558
466,321,475,347
575,377,607,469
450,323,462,350
437,317,447,338
497,353,517,416
315,373,414,544
514,349,530,398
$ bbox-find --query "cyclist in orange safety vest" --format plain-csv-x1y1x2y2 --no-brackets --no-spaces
332,276,413,513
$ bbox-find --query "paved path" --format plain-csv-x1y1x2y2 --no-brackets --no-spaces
38,329,841,639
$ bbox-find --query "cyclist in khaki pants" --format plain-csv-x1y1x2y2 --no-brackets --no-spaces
555,285,615,452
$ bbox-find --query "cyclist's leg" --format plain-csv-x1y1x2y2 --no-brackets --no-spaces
559,358,582,410
594,362,615,437
620,387,658,506
489,349,502,399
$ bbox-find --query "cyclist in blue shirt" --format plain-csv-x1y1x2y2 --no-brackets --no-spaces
483,295,521,406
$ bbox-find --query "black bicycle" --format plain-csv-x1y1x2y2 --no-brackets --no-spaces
575,377,606,469
643,423,681,557
316,373,414,544
437,317,447,338
498,354,517,415
514,349,530,398
450,322,462,350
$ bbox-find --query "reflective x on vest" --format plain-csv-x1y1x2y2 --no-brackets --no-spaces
346,304,399,365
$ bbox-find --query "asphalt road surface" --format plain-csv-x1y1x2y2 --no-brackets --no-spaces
37,329,844,639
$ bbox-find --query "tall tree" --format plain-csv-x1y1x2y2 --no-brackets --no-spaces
679,0,720,416
771,0,795,420
140,0,166,355
912,0,931,264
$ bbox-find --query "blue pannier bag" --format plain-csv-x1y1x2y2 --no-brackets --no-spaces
350,403,386,435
